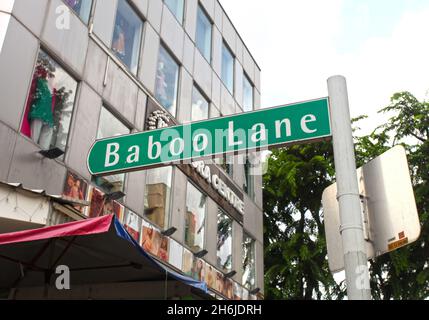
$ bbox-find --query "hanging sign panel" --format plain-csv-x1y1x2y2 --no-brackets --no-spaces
87,98,331,176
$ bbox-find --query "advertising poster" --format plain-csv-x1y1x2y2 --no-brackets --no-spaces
204,264,216,290
215,271,224,294
141,226,169,262
168,239,183,271
124,210,142,242
192,257,205,282
182,249,193,277
62,171,88,213
86,186,124,221
223,277,233,299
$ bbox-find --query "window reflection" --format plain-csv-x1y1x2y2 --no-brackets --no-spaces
93,107,130,194
21,50,77,154
63,0,92,24
144,166,173,229
243,74,254,112
112,0,143,74
191,86,209,122
221,43,234,94
242,234,256,289
155,46,180,116
185,182,206,252
217,209,232,272
164,0,184,23
196,5,212,62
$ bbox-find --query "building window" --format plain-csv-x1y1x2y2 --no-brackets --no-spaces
185,181,206,252
196,5,212,62
155,46,180,116
244,156,255,199
144,166,173,229
218,154,233,177
217,209,232,272
242,234,256,289
221,42,234,94
191,86,209,122
93,107,130,193
21,50,77,154
164,0,184,23
63,0,93,24
112,0,143,75
243,74,254,112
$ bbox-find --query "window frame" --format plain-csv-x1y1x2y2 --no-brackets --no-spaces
191,83,210,122
163,0,185,25
111,0,144,75
216,207,234,273
242,232,256,289
221,41,235,95
184,180,208,253
155,43,182,118
143,165,175,231
62,0,94,25
21,47,80,159
93,104,131,195
195,3,213,63
242,72,254,112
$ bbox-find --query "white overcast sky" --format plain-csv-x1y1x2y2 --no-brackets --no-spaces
220,0,429,135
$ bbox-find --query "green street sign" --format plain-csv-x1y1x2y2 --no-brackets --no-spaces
87,97,331,176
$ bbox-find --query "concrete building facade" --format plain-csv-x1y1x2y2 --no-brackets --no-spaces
0,0,263,300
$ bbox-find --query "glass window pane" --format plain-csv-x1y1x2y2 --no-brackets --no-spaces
191,86,209,122
93,107,130,193
64,0,93,24
112,0,143,74
185,182,206,252
243,75,254,112
196,5,212,62
21,50,77,154
217,209,232,272
144,166,173,229
242,234,256,289
164,0,184,23
221,43,234,94
244,156,255,199
155,46,180,116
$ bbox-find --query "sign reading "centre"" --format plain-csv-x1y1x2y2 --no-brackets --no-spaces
87,98,331,176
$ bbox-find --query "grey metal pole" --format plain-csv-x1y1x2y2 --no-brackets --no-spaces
327,75,372,300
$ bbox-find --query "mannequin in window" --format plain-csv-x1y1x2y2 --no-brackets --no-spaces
112,18,126,59
28,64,55,150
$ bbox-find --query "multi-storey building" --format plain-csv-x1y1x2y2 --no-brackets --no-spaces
0,0,263,300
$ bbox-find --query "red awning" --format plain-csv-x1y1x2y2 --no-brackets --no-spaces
0,215,207,296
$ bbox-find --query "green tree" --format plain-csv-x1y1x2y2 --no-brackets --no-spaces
264,91,429,299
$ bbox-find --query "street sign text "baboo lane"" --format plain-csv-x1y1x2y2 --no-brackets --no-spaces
87,98,332,176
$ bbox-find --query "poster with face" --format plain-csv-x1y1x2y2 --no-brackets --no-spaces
157,233,169,262
215,271,224,294
124,210,142,242
192,257,205,282
182,249,194,277
86,186,125,220
204,264,216,289
63,171,88,213
86,187,105,218
141,226,169,262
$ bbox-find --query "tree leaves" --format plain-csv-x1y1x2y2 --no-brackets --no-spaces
264,91,429,300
